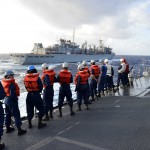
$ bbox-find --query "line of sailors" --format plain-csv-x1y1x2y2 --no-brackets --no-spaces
0,57,130,149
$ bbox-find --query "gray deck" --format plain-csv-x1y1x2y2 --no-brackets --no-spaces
2,77,150,150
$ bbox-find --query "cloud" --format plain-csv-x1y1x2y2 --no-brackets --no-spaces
0,0,150,55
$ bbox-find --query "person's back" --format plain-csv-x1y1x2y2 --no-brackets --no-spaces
41,63,57,120
2,70,27,136
24,65,46,129
75,64,89,110
57,62,75,117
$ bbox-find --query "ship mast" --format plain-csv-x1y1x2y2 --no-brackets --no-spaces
72,28,75,54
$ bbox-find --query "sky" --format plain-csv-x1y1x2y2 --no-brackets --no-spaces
0,0,150,55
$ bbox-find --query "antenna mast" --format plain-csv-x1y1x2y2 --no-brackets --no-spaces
72,28,75,54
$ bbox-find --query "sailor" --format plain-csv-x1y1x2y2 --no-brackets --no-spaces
1,70,27,136
89,59,100,101
82,60,90,75
74,64,89,110
82,60,92,104
104,59,115,92
117,58,126,89
24,65,46,129
98,59,107,97
123,58,130,86
41,63,57,120
57,62,75,117
0,81,5,149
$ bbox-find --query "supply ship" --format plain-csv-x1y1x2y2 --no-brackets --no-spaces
10,39,115,65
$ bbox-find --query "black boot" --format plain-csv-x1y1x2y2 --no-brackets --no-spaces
38,117,46,129
57,107,62,117
6,126,15,133
43,112,49,121
85,104,89,110
91,96,95,101
28,119,32,128
0,138,5,150
76,104,81,111
97,92,101,98
50,109,53,118
17,126,27,136
70,105,75,116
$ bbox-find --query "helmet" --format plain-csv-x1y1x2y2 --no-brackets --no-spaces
90,59,95,63
27,65,36,71
120,58,124,62
4,70,14,76
104,59,109,63
42,63,49,69
99,59,104,63
82,60,87,66
62,62,68,68
77,64,84,70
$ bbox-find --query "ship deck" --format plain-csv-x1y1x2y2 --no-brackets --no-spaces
2,76,150,150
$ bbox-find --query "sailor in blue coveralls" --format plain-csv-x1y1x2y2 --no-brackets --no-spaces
89,59,100,101
98,59,107,97
41,63,57,120
57,62,75,117
1,70,27,136
0,81,5,149
24,65,46,129
74,64,89,110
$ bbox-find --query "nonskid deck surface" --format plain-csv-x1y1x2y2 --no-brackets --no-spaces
2,77,150,150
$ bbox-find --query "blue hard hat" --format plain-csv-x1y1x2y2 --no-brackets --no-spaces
27,65,36,71
4,70,14,76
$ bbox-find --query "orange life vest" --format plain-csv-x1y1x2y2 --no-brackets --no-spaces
23,73,39,92
74,71,89,85
1,78,20,96
84,66,90,76
41,69,56,87
90,65,100,77
59,70,71,85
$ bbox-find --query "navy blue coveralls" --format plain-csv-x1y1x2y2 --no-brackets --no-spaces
4,83,22,128
57,73,73,108
98,65,107,93
0,82,5,138
26,77,45,120
89,69,99,98
76,74,88,105
42,74,57,115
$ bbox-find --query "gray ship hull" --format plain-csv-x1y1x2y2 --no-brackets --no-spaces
10,53,115,65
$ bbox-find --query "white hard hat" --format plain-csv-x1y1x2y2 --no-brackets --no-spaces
90,59,95,63
120,58,124,62
62,62,68,68
104,59,109,63
99,59,104,63
78,64,84,70
42,63,49,69
143,71,149,77
82,60,87,66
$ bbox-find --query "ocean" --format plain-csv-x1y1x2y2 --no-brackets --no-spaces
0,54,150,117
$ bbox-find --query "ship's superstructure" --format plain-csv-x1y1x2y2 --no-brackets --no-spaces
10,39,115,65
